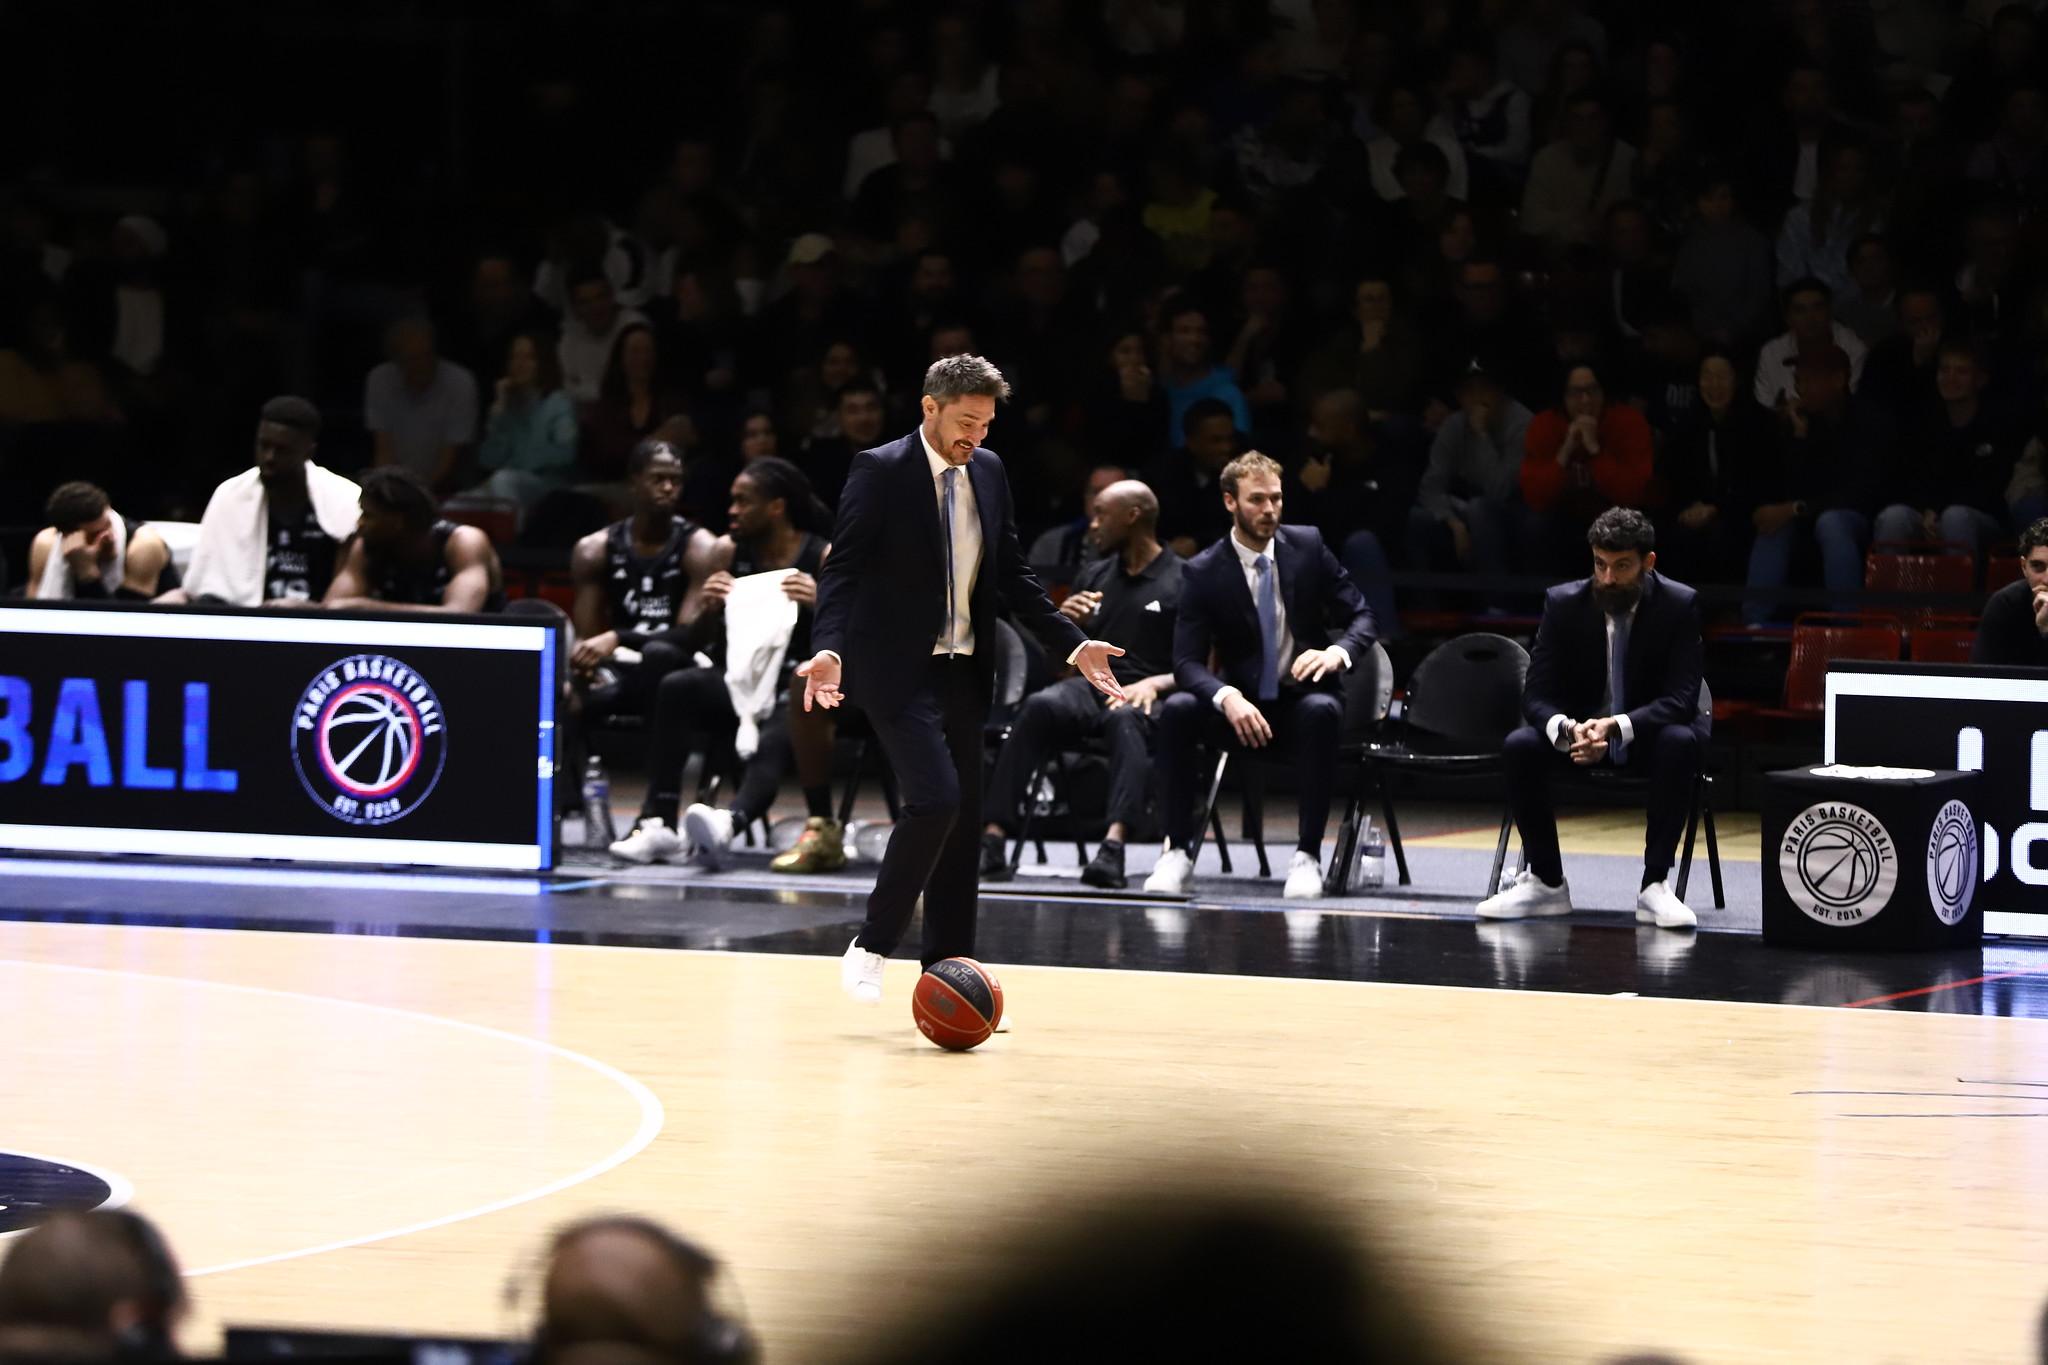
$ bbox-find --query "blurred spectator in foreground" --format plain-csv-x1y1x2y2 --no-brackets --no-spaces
365,317,477,494
1521,361,1653,572
529,1215,754,1365
326,467,505,613
169,396,360,607
470,330,579,515
0,1210,187,1362
29,480,179,601
1412,361,1532,577
854,1192,1461,1365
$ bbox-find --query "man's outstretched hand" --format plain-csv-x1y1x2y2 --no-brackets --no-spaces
797,652,843,711
1074,640,1127,701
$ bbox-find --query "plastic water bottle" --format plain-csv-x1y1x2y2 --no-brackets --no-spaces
581,756,617,851
1360,816,1386,889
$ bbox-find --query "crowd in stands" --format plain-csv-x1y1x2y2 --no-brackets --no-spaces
11,0,2048,615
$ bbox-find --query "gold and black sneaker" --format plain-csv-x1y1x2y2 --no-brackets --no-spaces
770,816,848,873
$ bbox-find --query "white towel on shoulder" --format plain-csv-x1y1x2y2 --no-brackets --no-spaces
34,511,126,600
724,569,799,760
182,464,362,606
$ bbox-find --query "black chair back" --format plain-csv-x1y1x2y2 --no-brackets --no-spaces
1401,633,1531,753
989,618,1030,728
1340,639,1396,746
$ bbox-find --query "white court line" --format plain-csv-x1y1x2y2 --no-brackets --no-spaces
0,959,665,1277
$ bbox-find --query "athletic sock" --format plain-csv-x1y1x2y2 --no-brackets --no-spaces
803,784,833,820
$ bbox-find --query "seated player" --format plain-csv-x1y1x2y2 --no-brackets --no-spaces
611,457,839,872
159,395,361,606
1478,506,1705,930
979,479,1181,889
569,439,721,725
324,467,506,613
1144,452,1377,901
28,481,178,600
1972,518,2048,666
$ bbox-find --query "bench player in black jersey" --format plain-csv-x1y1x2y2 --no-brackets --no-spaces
325,467,506,613
610,457,841,872
568,440,722,727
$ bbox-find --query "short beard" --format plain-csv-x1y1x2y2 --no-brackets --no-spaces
1593,581,1641,615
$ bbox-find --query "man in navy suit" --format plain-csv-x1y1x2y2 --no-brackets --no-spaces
1145,452,1378,900
798,355,1128,1003
1479,506,1705,929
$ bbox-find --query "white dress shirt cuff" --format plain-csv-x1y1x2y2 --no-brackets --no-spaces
1065,641,1091,665
1330,646,1351,671
1614,713,1635,745
1547,714,1576,749
818,650,841,666
1213,685,1243,712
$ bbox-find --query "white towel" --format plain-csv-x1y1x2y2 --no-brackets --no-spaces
723,569,799,760
34,511,126,600
182,464,362,606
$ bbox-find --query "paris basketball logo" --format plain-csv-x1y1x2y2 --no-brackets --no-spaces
1778,800,1897,926
1925,799,1979,926
291,655,448,825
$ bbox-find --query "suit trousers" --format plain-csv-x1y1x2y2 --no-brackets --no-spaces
984,675,1156,834
857,655,987,967
1157,686,1344,856
1501,722,1700,886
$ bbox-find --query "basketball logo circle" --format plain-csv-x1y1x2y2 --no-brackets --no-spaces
291,655,448,825
1778,800,1897,926
1925,799,1979,926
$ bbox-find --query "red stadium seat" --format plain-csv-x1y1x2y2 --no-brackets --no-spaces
1908,614,1979,664
1773,613,1903,715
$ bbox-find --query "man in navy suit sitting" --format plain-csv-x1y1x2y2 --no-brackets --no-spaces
797,354,1128,1005
1145,452,1379,900
1479,506,1704,929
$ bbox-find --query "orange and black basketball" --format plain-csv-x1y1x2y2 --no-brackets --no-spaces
911,957,1004,1051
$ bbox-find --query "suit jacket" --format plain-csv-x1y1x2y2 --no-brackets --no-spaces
813,430,1085,714
1523,571,1704,739
1172,524,1376,708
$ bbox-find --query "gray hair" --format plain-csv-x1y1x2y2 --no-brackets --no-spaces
923,353,1012,403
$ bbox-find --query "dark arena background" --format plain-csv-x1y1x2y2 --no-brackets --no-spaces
6,2,2048,1362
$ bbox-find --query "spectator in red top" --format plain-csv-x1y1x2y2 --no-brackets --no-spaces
1521,362,1653,571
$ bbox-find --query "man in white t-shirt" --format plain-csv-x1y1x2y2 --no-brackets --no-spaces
557,269,648,404
1753,277,1868,409
364,318,476,493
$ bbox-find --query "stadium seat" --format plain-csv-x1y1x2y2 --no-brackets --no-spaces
1766,613,1903,716
440,497,520,546
1908,614,1979,664
1865,541,1974,627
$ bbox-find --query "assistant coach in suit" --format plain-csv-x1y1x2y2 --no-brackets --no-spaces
1479,506,1705,929
1144,452,1379,901
798,355,1128,1003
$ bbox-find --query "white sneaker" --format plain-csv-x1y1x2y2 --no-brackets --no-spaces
1282,850,1324,900
1635,880,1698,930
1476,868,1574,920
840,939,885,1003
1143,847,1194,895
609,818,686,865
683,803,736,869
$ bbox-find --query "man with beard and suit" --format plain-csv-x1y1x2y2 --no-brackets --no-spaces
1144,452,1377,901
1478,506,1704,930
798,355,1127,1006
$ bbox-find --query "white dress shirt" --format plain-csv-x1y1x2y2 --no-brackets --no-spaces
1545,603,1639,751
1211,529,1349,711
923,427,982,656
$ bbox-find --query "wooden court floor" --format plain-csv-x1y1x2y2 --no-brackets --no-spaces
4,918,2045,1364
